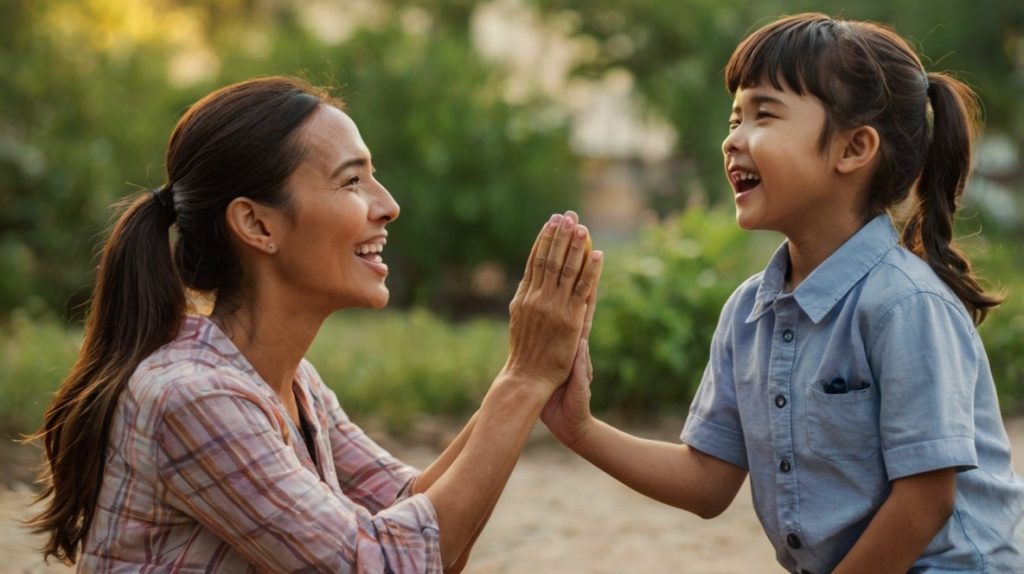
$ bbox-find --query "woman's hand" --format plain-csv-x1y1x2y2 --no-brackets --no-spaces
503,211,603,392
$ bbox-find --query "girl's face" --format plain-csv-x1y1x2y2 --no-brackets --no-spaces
721,83,846,239
274,105,400,311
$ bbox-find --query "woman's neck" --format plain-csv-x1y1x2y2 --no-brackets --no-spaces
210,290,326,400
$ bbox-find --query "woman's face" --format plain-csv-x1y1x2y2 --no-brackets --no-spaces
274,105,400,311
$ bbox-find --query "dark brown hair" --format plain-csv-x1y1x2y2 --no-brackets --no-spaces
725,13,1002,324
28,76,341,563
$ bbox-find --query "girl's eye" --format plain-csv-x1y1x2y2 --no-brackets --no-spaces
728,118,740,131
756,110,775,120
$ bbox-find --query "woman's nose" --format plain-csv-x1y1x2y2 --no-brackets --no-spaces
373,183,400,223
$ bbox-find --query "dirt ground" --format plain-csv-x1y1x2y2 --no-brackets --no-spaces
4,419,1024,573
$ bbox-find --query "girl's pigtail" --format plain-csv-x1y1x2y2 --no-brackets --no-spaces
901,73,1003,325
28,190,185,562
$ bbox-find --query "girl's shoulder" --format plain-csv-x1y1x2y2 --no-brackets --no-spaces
858,245,975,330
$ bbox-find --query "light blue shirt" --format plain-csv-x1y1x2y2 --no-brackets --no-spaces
682,214,1024,572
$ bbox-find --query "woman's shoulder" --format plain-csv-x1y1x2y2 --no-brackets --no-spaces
128,315,276,413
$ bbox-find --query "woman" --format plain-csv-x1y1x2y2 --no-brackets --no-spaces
29,76,602,572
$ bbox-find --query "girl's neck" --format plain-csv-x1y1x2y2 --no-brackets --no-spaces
783,215,865,292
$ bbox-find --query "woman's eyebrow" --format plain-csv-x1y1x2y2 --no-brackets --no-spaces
328,157,369,180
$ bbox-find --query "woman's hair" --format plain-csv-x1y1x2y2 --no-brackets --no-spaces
725,13,1002,324
28,76,342,563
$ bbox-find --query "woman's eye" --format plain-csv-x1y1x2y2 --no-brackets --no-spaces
343,176,360,187
756,110,775,119
728,119,740,131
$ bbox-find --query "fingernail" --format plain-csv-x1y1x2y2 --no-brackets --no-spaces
575,226,587,239
564,210,579,223
591,250,603,261
562,216,574,229
548,214,562,229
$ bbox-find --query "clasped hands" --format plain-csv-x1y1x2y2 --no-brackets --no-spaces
503,210,601,447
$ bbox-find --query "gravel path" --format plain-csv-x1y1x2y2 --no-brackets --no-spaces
4,419,1023,573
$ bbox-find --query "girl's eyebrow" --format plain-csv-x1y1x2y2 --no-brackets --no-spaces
733,94,787,113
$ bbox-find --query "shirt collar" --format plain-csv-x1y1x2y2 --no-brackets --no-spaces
746,214,899,324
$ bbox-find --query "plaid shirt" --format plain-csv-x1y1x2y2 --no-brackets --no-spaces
80,315,442,573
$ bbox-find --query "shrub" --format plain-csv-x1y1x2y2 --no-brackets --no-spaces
588,207,769,414
305,308,509,434
0,311,81,435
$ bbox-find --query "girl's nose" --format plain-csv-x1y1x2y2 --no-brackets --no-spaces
722,129,741,156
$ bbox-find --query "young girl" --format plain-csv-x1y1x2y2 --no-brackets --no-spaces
542,13,1024,572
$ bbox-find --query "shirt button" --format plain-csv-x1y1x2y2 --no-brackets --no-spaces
787,533,802,549
782,329,794,342
780,458,791,473
774,394,787,408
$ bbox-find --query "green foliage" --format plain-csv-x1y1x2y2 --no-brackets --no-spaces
972,231,1024,413
307,308,508,434
0,311,81,435
0,0,577,316
588,207,769,413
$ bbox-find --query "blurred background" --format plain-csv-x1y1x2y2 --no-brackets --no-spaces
2,0,1023,440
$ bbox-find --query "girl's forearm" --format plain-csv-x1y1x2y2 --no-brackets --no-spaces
833,468,956,573
570,418,746,518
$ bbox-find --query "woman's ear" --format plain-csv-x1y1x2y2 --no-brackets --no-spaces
836,125,880,175
224,197,282,255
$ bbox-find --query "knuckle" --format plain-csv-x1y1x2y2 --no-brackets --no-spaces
545,259,562,275
533,256,548,270
560,264,578,279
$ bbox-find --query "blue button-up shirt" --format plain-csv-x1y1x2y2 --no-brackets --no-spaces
682,214,1024,572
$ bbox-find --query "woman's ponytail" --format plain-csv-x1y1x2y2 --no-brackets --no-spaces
900,73,1003,325
28,190,184,563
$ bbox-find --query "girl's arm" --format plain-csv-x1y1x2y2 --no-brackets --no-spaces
542,290,746,519
568,416,747,518
833,468,956,573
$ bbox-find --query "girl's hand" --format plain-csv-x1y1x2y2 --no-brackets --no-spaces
541,337,595,447
503,211,603,392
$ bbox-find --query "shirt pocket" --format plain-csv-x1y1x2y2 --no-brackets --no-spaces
805,382,880,461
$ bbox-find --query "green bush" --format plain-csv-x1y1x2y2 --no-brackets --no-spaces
973,234,1024,413
307,308,509,434
588,207,769,414
0,311,81,435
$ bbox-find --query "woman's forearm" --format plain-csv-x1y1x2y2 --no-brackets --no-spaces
424,373,548,569
570,417,747,519
412,413,479,496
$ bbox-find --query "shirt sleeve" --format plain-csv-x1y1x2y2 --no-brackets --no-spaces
681,293,749,470
310,367,421,513
868,291,980,480
154,375,443,573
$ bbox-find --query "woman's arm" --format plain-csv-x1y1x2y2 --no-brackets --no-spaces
423,211,604,569
833,468,956,573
